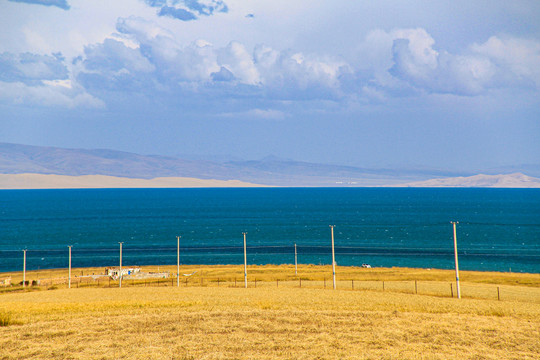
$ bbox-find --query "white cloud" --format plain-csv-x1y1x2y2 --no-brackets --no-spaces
3,9,539,112
358,28,540,96
115,16,220,82
0,52,68,84
217,41,260,85
0,80,104,108
73,17,352,103
471,36,540,88
253,45,351,100
389,36,496,95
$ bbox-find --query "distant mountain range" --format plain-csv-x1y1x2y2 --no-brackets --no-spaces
1,142,539,187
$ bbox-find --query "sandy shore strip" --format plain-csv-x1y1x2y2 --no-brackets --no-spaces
0,173,267,189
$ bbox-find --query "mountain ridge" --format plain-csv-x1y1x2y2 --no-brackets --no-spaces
1,143,539,187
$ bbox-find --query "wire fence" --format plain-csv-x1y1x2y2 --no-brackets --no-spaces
3,274,539,304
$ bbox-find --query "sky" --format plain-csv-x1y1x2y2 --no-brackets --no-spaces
0,0,539,171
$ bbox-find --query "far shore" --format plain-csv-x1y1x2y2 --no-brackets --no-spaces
0,173,267,189
2,172,540,189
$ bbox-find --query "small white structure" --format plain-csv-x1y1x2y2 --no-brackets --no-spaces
362,263,372,268
106,267,140,280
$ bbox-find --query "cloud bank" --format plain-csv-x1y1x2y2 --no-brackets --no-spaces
1,12,539,112
73,16,350,104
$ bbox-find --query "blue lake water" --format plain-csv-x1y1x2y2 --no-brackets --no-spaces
0,188,539,273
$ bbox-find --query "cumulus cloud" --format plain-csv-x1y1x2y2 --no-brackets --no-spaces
83,39,155,74
217,42,260,85
0,50,105,108
77,38,156,92
471,36,540,88
254,45,352,99
74,16,350,102
360,28,540,96
0,52,69,85
389,35,496,95
8,0,70,10
12,17,535,112
144,0,228,21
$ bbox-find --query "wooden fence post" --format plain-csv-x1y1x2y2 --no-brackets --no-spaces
450,283,453,298
497,287,500,301
415,280,418,294
382,281,385,291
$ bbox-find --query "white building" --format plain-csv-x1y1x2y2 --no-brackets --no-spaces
106,267,140,280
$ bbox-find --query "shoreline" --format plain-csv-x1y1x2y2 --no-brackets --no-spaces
0,173,268,189
2,173,540,189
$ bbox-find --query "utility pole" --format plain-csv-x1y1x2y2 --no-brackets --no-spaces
177,236,181,287
119,242,124,288
23,249,27,288
243,232,248,288
294,243,298,276
68,245,72,289
451,222,461,299
330,225,336,290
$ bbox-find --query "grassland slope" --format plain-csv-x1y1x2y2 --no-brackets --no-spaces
1,265,539,359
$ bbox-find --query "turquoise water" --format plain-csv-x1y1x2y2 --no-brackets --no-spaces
0,188,539,273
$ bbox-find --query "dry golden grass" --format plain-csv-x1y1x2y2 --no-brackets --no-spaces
0,265,539,359
5,264,539,287
3,264,539,302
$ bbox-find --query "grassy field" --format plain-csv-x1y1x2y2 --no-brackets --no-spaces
1,265,539,359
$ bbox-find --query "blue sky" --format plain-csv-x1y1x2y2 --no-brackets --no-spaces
0,0,539,171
